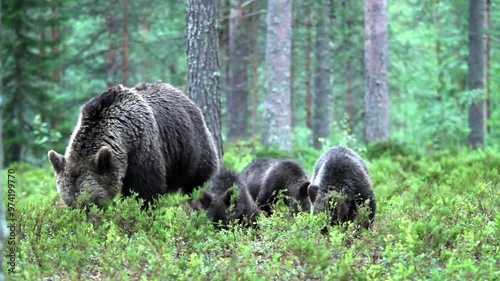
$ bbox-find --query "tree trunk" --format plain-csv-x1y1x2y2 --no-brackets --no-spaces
262,0,293,152
343,0,354,131
9,6,30,163
218,0,229,115
485,0,491,133
346,56,353,132
313,0,333,149
187,0,223,161
51,7,60,81
291,36,295,130
105,2,118,88
226,0,249,141
305,6,313,130
364,0,390,143
140,19,151,82
467,0,485,149
122,0,129,86
250,0,260,137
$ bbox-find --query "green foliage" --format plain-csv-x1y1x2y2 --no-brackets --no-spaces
366,140,419,160
2,0,500,168
1,0,188,166
1,0,65,164
4,145,500,280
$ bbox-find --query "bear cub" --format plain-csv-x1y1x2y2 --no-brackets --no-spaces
239,158,311,214
192,168,261,228
308,146,376,229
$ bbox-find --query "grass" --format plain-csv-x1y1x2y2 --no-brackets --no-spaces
3,145,500,280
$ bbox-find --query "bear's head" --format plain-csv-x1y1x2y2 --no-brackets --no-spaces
308,184,349,225
48,146,122,208
193,188,235,227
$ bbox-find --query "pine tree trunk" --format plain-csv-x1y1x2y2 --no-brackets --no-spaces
467,0,485,149
485,0,491,133
344,0,355,131
141,19,151,82
291,37,295,130
218,0,229,114
51,7,60,81
122,0,129,86
305,6,313,130
364,0,390,143
250,0,260,137
105,2,118,88
313,0,333,149
346,56,353,132
187,0,223,161
226,0,249,141
262,0,293,152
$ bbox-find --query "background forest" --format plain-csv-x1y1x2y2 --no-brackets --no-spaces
0,0,499,165
0,0,499,280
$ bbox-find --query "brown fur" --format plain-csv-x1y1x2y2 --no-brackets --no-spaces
239,158,311,214
191,168,260,228
308,146,376,229
48,82,219,208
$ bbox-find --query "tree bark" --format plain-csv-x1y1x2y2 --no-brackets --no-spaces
250,0,260,137
262,0,293,152
344,0,354,132
485,0,491,133
305,6,313,130
140,19,151,82
291,35,295,130
187,0,223,161
364,0,390,143
122,0,129,86
346,56,353,131
313,0,333,149
467,0,485,149
51,7,60,81
226,0,249,141
105,1,118,88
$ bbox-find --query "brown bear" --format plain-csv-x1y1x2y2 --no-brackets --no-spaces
48,82,219,208
308,146,376,229
239,158,311,214
191,168,261,227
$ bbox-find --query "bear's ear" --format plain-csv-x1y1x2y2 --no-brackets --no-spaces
199,191,212,209
298,181,310,198
48,150,65,173
223,188,234,207
308,185,319,203
95,146,113,173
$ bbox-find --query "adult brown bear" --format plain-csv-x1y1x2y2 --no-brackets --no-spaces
48,82,219,208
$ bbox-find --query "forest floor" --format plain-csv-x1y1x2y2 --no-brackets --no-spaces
3,143,500,280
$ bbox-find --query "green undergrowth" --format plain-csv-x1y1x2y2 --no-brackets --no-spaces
3,145,500,280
